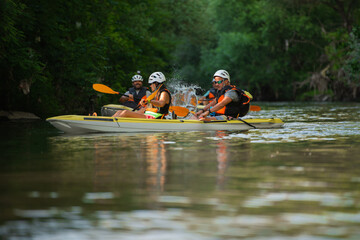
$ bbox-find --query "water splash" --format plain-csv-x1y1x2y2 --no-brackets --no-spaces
167,73,200,111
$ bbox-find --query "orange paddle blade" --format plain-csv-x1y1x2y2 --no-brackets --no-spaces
169,106,189,117
93,84,119,94
146,84,163,102
250,105,261,111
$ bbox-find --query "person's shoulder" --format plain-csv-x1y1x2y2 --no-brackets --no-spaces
225,89,237,94
224,89,239,100
160,89,171,97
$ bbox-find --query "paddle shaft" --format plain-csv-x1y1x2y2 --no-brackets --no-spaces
198,99,261,112
133,84,163,111
238,118,256,129
202,117,256,128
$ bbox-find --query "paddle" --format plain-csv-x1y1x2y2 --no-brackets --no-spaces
169,106,189,117
202,118,256,129
250,105,261,111
132,83,164,111
93,83,127,96
93,84,189,117
238,118,256,129
198,99,261,112
197,98,215,102
138,84,189,116
93,83,187,112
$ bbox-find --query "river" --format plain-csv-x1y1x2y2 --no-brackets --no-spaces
0,102,359,239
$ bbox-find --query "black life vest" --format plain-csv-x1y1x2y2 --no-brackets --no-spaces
215,85,251,117
154,85,171,115
128,87,148,105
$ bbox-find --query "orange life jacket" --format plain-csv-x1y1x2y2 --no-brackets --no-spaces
208,88,217,101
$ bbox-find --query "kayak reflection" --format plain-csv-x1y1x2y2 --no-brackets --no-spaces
216,131,229,190
145,135,167,192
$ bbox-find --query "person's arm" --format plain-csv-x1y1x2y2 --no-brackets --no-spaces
199,96,232,118
119,91,132,103
148,91,169,107
139,91,152,105
194,100,216,117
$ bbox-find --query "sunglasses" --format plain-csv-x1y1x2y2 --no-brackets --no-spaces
213,79,224,84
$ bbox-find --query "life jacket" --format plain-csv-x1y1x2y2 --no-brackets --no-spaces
128,87,148,105
145,85,172,117
215,85,251,118
208,88,217,101
155,85,172,115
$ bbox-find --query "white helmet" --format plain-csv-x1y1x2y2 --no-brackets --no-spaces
131,74,143,82
214,70,230,82
148,72,166,84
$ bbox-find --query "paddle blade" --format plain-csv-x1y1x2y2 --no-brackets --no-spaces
93,84,119,95
169,106,189,117
250,105,261,111
146,84,163,101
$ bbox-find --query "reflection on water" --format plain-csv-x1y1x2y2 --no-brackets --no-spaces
0,102,360,239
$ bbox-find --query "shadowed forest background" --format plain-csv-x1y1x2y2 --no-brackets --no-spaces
1,0,359,117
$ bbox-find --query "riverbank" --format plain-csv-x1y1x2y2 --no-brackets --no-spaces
0,111,40,120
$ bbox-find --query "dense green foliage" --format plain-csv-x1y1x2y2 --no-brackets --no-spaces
175,0,360,101
1,0,359,117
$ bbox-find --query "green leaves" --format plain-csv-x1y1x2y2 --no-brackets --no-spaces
1,0,359,117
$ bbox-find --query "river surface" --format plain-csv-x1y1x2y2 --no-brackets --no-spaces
1,102,360,240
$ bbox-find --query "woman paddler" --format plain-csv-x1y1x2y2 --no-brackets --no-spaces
112,72,171,119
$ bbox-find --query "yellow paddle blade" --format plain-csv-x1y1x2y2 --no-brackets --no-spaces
169,106,189,117
250,105,261,111
146,84,163,101
93,84,119,94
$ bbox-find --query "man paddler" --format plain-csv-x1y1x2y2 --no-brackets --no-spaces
119,72,151,109
112,72,171,119
194,70,252,121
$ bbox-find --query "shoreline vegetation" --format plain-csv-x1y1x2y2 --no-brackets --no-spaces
0,111,40,120
1,0,359,118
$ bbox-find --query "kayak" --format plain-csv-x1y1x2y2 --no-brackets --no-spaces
46,115,284,134
101,104,133,116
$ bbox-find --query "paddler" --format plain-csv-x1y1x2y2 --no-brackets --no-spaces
112,72,171,119
119,72,151,109
193,70,252,121
198,79,219,105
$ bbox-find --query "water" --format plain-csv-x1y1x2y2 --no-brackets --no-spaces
169,82,198,111
0,102,360,240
